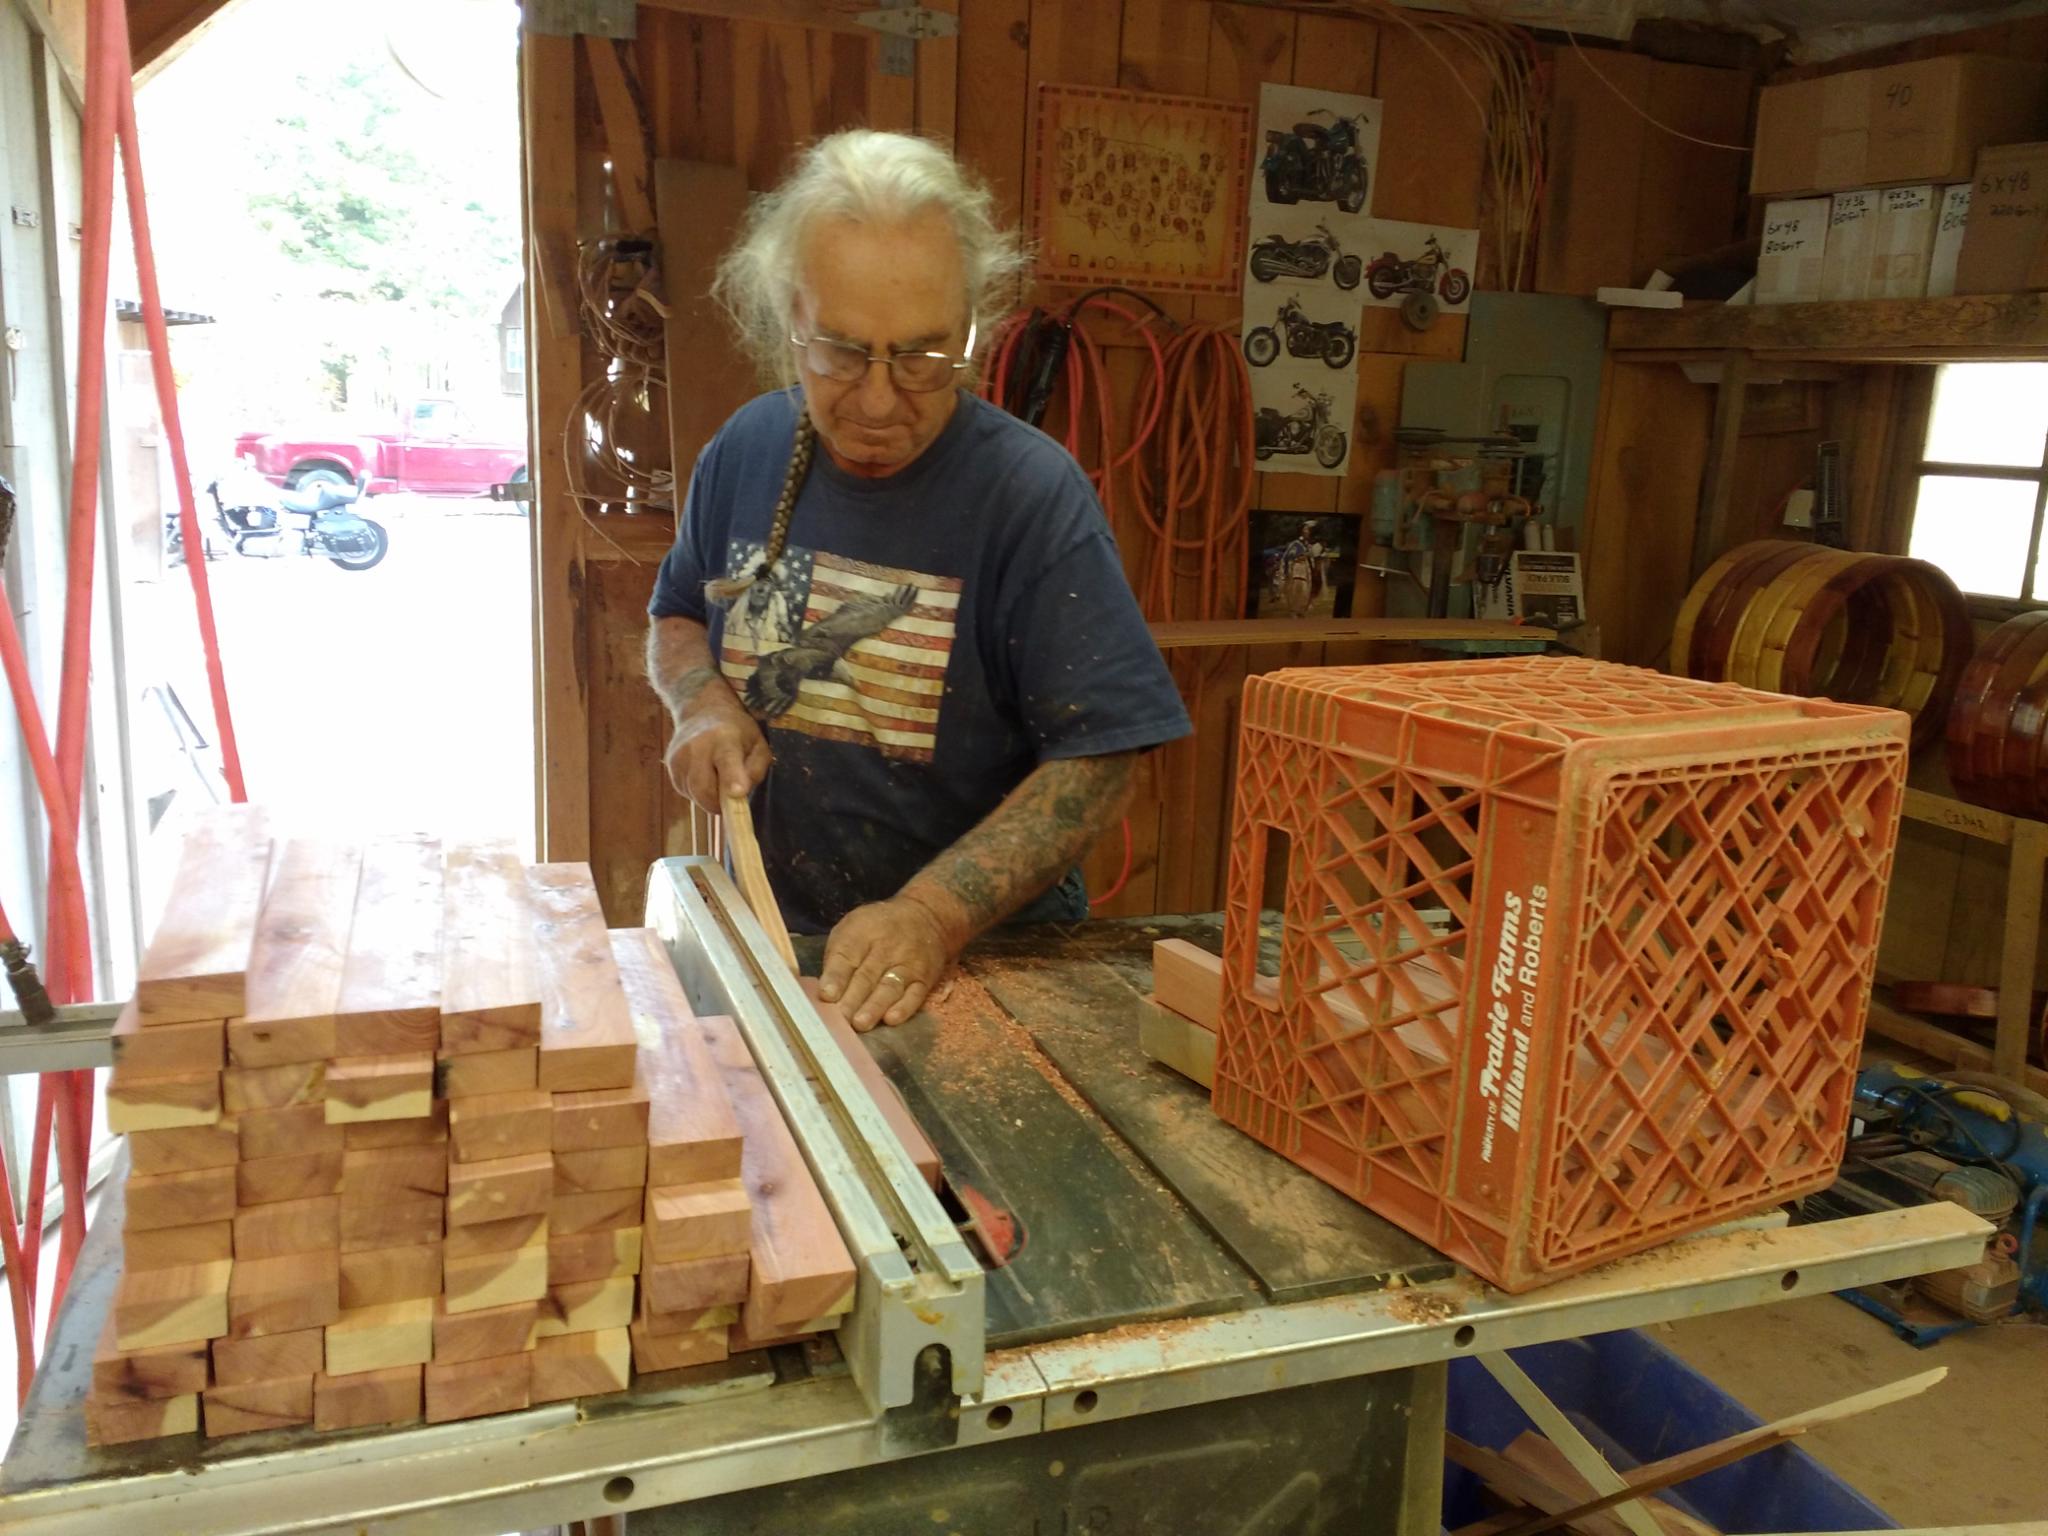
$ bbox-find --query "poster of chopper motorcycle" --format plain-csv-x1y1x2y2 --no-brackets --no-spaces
1353,217,1480,314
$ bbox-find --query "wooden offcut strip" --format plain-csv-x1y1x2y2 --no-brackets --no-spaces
528,863,638,1092
720,794,798,972
135,807,273,1026
1151,939,1221,1028
611,929,741,1185
334,836,443,1057
235,839,362,1064
441,842,544,1055
698,1013,855,1330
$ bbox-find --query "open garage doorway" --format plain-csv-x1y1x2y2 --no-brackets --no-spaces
115,0,534,854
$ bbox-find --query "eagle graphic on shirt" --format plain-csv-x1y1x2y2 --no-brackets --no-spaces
717,540,960,764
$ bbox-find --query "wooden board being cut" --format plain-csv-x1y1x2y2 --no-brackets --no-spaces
203,1373,313,1437
334,836,443,1056
699,1013,856,1329
212,1326,324,1387
611,930,742,1184
114,1258,232,1351
111,1006,223,1080
314,1363,422,1431
325,1054,432,1123
235,839,362,1063
449,1090,553,1163
340,1241,443,1308
801,977,941,1189
531,1325,629,1401
126,1220,233,1271
528,863,638,1091
441,842,544,1054
107,1070,222,1134
126,1164,236,1232
424,1351,530,1423
325,1297,434,1376
128,1121,238,1175
135,807,272,1026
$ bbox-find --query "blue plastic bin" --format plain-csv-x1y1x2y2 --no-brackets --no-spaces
1444,1329,1896,1533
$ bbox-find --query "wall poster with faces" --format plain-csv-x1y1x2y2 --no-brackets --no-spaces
1241,82,1381,477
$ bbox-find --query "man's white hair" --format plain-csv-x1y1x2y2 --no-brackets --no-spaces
712,129,1029,388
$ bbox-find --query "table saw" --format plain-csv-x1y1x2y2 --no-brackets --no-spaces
0,858,1991,1535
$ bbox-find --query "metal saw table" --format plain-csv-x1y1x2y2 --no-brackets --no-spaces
0,860,1990,1536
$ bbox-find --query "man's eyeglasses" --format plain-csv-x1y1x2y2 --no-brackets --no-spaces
789,324,977,393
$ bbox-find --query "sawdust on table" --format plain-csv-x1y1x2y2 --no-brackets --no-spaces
1384,1288,1465,1324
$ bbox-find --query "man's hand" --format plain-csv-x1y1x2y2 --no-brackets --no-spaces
662,686,772,810
648,619,772,810
819,896,957,1030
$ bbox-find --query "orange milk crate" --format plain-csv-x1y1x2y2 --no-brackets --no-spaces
1213,657,1910,1292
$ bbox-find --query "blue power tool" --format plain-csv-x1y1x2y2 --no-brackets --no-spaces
1800,1063,2048,1345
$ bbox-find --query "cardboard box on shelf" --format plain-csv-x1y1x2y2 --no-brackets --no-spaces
1756,198,1830,305
1868,186,1937,299
1956,142,2048,295
1753,56,2048,198
1927,183,1973,297
1820,190,1878,301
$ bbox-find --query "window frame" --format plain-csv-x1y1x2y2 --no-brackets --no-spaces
1910,365,2048,602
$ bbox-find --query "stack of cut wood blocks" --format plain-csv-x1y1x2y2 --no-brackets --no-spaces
89,809,855,1447
1142,939,1224,1089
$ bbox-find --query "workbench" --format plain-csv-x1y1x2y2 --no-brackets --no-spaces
0,896,1989,1536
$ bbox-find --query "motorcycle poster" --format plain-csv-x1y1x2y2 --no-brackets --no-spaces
1251,83,1381,221
1241,285,1360,478
1354,217,1480,316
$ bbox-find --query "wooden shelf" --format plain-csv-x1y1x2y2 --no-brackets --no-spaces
1608,292,2048,361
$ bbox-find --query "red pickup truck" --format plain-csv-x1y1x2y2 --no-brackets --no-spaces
235,399,527,498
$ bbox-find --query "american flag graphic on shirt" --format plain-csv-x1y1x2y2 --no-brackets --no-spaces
718,540,960,764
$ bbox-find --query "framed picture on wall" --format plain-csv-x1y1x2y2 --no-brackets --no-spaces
1026,83,1252,295
1248,513,1361,620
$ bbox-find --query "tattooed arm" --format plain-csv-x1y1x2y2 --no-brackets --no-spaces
818,751,1141,1028
646,616,772,809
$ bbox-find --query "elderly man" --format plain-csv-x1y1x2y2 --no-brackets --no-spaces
647,130,1189,1030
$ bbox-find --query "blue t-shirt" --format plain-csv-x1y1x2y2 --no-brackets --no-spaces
649,389,1192,935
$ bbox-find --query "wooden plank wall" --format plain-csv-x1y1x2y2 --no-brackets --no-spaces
530,2,1755,923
